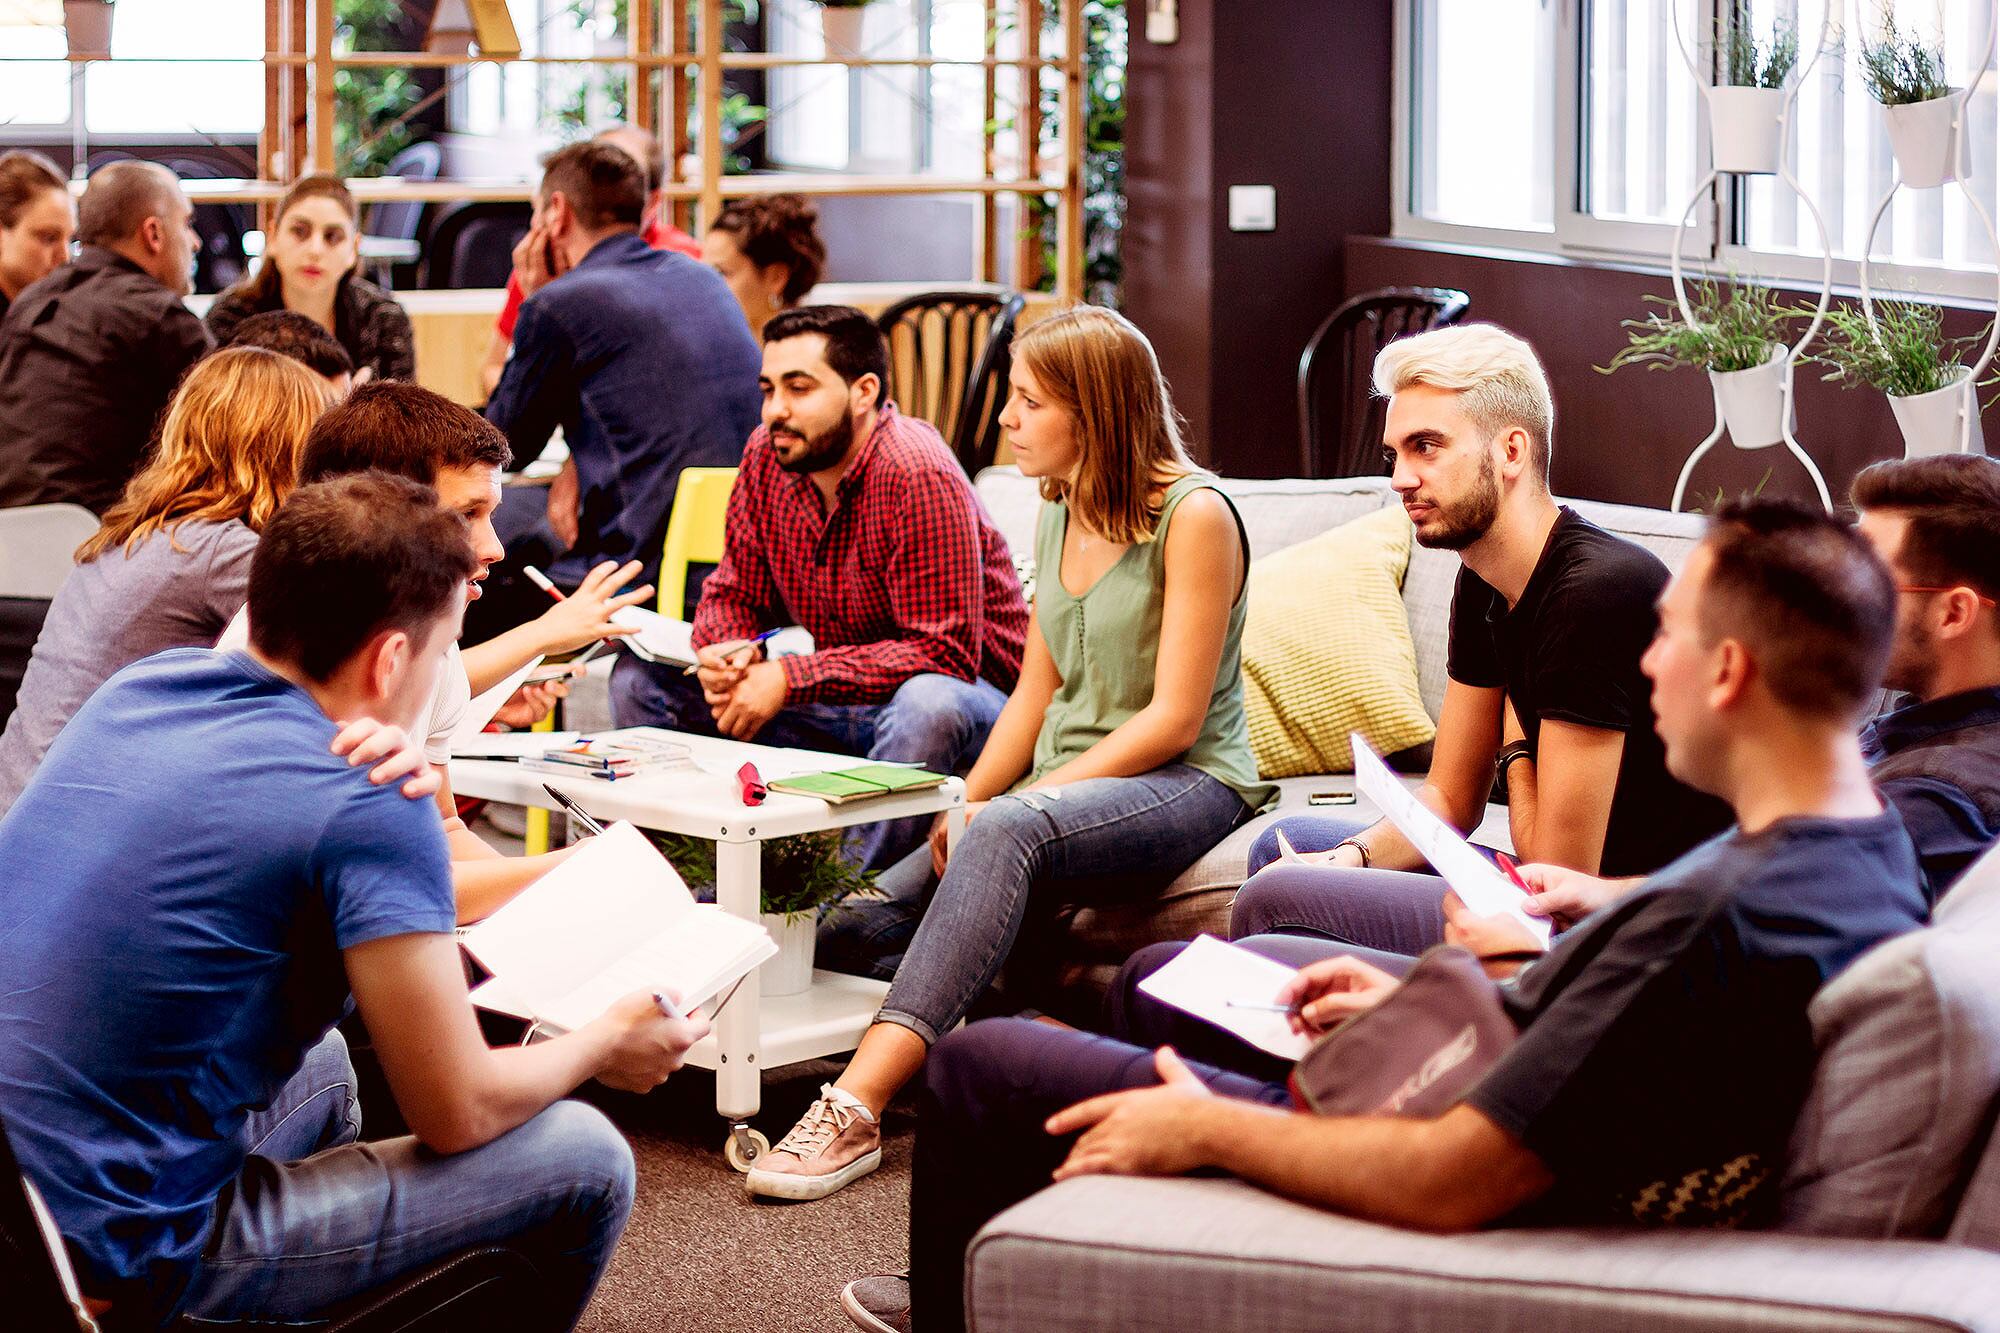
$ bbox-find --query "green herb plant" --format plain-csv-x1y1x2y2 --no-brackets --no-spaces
1808,300,1978,398
1599,279,1795,376
1720,13,1799,88
1860,12,1951,106
650,829,879,922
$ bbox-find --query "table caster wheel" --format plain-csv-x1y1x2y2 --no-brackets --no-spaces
725,1125,770,1172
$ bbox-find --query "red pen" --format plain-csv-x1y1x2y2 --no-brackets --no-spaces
1493,850,1533,893
523,566,565,603
737,762,767,806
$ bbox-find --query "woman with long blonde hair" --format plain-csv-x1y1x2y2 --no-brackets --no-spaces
752,306,1273,1203
0,347,333,812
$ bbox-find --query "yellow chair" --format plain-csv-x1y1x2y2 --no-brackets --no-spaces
524,467,737,855
656,466,738,619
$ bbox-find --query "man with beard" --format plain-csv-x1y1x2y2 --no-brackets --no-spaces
1225,324,1731,955
610,305,1028,870
483,140,760,604
1849,454,2000,900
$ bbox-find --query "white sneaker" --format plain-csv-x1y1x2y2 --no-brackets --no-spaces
745,1084,883,1201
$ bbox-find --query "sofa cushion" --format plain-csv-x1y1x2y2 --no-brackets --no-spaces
970,1176,2000,1333
1780,847,2000,1240
1241,505,1435,778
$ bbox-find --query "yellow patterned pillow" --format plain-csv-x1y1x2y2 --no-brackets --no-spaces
1242,503,1436,777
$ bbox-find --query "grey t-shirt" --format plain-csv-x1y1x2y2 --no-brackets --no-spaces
0,519,256,815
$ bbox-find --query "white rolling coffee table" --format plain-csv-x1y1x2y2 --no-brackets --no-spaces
449,727,964,1169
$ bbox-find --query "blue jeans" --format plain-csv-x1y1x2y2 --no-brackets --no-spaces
176,1030,634,1330
822,764,1252,1042
610,660,1008,870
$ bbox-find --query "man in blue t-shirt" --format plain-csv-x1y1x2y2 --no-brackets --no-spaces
0,473,708,1329
835,501,1929,1333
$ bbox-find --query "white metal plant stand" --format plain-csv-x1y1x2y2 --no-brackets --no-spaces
1856,6,1999,458
1666,0,1835,512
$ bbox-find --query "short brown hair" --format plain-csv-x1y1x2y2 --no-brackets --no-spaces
1850,454,2000,605
1698,499,1896,721
77,160,179,247
711,193,825,304
301,381,511,485
248,473,477,682
0,150,65,230
540,141,645,231
221,310,354,381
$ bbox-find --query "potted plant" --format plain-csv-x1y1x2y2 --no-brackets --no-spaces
651,829,878,997
1600,279,1798,450
1707,14,1798,175
64,0,113,58
1810,300,1987,457
810,0,877,57
1861,12,1966,188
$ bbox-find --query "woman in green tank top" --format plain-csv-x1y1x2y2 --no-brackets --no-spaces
751,307,1274,1203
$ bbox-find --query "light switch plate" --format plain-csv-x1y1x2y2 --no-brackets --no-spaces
1228,185,1277,232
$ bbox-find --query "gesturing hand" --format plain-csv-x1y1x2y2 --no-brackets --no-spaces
1273,954,1400,1034
1047,1047,1216,1181
330,718,439,801
532,559,655,656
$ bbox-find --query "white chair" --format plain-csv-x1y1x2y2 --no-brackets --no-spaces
0,505,98,599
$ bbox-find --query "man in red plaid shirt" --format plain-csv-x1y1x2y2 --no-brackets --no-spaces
611,305,1028,868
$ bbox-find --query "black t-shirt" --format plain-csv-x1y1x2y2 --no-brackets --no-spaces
1465,810,1926,1228
1448,508,1732,876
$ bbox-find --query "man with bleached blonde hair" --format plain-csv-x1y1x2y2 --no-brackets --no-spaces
1218,322,1731,960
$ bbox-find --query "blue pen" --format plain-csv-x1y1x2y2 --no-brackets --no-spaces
681,626,783,675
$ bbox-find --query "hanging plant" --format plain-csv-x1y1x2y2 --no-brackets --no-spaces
1860,12,1951,106
1720,13,1799,88
1598,279,1796,376
1808,300,1979,399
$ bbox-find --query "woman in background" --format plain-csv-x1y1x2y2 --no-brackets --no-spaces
704,192,826,338
206,174,415,384
0,150,75,324
0,348,334,814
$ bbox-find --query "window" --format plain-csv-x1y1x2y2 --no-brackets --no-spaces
0,0,263,138
1395,0,2000,296
765,0,1004,177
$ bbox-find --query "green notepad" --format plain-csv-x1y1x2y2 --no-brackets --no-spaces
767,764,949,804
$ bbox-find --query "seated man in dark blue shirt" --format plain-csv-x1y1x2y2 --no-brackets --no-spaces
833,501,1927,1333
0,474,707,1329
1851,454,2000,901
483,140,762,600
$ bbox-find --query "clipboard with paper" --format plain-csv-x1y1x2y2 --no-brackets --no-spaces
1349,732,1551,944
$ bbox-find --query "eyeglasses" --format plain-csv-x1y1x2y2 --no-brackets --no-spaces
1899,584,1999,607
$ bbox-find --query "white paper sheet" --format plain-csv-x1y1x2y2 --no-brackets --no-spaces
454,656,543,746
460,822,776,1032
1137,934,1311,1061
609,608,697,666
1349,733,1551,943
450,730,583,759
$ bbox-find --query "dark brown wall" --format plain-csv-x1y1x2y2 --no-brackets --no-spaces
1124,0,1393,472
1348,236,1994,511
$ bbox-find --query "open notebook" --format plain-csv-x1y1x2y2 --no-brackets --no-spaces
461,821,776,1033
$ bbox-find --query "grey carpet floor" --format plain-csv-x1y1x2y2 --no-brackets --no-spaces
575,1059,916,1333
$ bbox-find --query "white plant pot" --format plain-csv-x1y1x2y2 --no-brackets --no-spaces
1883,92,1969,189
760,912,817,997
1888,368,1986,458
1708,349,1790,450
820,5,869,56
1705,86,1787,176
64,0,114,57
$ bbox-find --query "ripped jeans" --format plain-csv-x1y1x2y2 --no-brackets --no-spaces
818,764,1251,1044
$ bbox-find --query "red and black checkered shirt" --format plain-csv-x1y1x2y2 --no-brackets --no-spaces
693,404,1029,705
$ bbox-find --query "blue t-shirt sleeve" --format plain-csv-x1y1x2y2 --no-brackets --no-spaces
312,782,456,948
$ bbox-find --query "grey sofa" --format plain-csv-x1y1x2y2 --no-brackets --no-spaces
971,468,1710,1000
964,843,2000,1331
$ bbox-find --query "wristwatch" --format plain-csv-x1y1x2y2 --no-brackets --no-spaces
1496,739,1535,785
